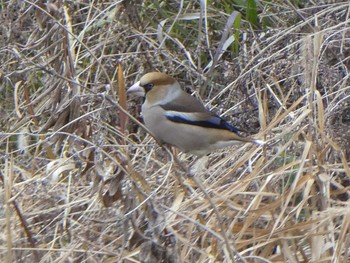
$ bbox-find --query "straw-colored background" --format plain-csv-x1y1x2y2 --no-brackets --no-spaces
1,1,350,262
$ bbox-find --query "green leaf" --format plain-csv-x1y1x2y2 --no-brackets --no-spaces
246,0,259,27
233,12,241,54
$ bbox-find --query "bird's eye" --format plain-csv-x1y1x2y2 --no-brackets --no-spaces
143,83,154,93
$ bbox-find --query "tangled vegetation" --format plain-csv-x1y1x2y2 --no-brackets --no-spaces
1,1,350,262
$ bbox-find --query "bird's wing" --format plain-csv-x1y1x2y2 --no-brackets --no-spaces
163,110,240,134
159,90,241,134
159,92,208,113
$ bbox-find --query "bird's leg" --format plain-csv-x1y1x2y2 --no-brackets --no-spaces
187,156,209,177
175,155,204,177
162,145,188,173
162,145,196,193
165,149,208,177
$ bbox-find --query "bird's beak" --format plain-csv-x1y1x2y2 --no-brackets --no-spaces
127,81,145,97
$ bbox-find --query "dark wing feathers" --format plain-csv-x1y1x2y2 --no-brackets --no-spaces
164,111,240,134
160,91,240,134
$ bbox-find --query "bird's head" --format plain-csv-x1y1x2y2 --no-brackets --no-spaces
127,72,182,105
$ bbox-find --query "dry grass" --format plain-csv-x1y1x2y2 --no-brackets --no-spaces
1,1,350,262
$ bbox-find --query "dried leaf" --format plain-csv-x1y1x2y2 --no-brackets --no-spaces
118,63,127,136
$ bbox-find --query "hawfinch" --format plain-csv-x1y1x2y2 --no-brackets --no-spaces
127,72,263,156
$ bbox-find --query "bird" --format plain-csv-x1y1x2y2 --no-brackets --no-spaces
127,72,263,156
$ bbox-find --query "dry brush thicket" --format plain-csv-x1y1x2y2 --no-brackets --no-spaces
1,1,350,262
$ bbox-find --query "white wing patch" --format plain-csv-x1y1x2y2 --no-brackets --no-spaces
164,111,198,122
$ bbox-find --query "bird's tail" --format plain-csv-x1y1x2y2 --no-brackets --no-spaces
251,138,265,145
239,137,265,145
